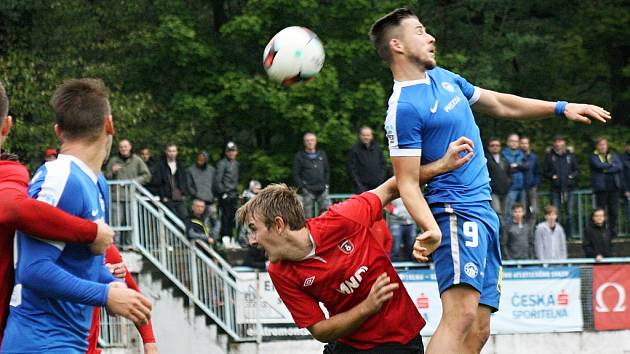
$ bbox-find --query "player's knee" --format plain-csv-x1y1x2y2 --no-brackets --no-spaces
444,306,476,333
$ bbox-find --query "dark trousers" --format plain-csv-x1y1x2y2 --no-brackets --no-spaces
552,191,575,238
595,190,619,237
165,200,188,221
324,334,423,354
219,196,238,237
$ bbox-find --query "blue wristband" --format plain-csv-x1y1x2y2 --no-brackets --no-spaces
555,101,568,117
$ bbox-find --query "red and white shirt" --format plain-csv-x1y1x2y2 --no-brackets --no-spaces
268,192,424,350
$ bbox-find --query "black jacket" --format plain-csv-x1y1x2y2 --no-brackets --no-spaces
543,148,579,192
622,152,630,192
583,222,612,257
589,151,623,192
155,157,188,200
213,158,239,198
485,152,511,196
347,141,388,193
293,150,330,195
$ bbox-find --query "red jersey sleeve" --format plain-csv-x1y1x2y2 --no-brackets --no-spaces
0,171,97,243
330,192,383,229
268,266,325,329
105,245,157,344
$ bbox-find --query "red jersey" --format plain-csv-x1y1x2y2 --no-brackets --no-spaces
0,160,97,344
268,192,424,350
86,244,156,354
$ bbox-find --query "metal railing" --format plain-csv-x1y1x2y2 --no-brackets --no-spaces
99,180,257,348
332,189,630,239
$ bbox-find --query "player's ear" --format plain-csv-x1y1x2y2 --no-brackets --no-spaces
1,116,12,137
54,124,62,139
104,114,115,135
273,216,286,234
390,38,404,55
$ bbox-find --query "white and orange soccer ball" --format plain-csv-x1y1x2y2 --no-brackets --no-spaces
262,26,325,86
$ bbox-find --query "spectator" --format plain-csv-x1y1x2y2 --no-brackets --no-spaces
347,126,388,193
589,137,622,238
185,199,213,247
622,139,630,234
155,143,189,220
293,132,330,218
535,205,567,260
105,139,151,245
139,147,159,194
387,198,415,261
105,139,151,184
520,136,540,221
543,135,579,238
501,203,534,260
241,180,262,203
214,141,240,244
485,137,510,220
44,148,58,162
188,151,216,212
237,180,262,246
502,133,526,223
583,208,612,261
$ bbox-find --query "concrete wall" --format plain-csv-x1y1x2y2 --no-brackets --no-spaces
232,330,630,354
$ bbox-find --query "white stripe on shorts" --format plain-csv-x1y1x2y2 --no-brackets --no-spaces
448,206,461,285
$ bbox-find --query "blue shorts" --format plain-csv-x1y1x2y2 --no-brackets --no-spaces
431,201,502,311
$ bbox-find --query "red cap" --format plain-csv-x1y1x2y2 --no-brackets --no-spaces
45,148,58,157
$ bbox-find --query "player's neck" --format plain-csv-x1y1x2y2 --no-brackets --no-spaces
60,139,108,175
391,61,427,82
283,227,312,261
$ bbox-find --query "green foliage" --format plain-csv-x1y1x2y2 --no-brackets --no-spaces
0,0,628,191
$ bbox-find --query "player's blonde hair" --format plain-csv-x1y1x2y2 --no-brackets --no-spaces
236,184,305,231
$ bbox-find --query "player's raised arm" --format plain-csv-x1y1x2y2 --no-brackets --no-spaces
473,88,611,124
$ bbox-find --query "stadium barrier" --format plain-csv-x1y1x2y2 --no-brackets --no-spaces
331,190,630,238
100,181,630,347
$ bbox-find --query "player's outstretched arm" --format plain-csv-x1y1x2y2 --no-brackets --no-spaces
307,273,398,343
392,156,442,261
0,188,114,253
473,88,611,124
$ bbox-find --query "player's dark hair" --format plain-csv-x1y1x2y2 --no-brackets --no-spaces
512,202,523,211
369,8,417,62
236,183,305,231
50,78,110,141
594,136,608,146
0,81,8,118
487,137,501,145
591,207,606,219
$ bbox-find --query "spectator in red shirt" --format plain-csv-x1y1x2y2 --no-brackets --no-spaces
0,81,114,344
237,178,426,352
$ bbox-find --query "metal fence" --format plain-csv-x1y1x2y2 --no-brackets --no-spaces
332,189,630,239
100,180,258,348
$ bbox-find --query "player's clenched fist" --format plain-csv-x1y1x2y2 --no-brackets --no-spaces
362,273,399,315
439,136,474,171
413,229,442,263
89,219,114,255
107,282,153,326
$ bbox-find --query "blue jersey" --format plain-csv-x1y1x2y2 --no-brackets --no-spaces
2,154,117,354
384,67,491,205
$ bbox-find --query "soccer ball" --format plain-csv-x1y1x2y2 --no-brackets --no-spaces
262,26,325,86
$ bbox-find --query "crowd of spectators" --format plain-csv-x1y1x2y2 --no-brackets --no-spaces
92,126,628,264
485,134,630,262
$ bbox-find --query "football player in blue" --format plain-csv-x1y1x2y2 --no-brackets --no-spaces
369,8,610,354
1,79,153,353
